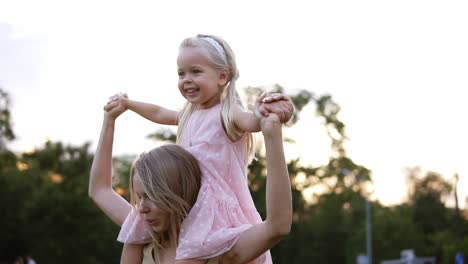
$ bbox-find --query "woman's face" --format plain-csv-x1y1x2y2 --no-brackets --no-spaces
133,173,170,233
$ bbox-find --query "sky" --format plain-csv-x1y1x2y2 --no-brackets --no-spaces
1,0,467,208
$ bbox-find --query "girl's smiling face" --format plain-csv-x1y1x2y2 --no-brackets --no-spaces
177,46,228,109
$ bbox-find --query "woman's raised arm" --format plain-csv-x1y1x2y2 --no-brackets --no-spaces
89,104,132,226
222,113,292,263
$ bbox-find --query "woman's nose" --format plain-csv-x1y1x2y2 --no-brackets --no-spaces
138,200,149,214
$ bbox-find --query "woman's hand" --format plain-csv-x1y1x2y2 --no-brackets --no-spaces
254,92,295,124
103,92,128,120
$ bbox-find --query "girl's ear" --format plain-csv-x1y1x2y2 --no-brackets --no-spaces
218,69,229,87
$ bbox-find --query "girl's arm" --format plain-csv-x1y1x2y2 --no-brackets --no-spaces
105,94,178,126
221,114,292,264
121,244,144,264
232,93,294,133
88,106,132,226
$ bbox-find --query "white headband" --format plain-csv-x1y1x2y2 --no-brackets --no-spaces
199,36,228,65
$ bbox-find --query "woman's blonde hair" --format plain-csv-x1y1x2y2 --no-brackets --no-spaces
176,34,255,163
129,144,201,261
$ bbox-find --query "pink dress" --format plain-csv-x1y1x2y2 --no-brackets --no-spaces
176,103,271,263
118,103,271,263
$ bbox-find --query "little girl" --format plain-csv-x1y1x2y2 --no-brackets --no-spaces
106,34,294,263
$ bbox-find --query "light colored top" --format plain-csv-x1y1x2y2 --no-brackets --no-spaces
176,103,270,263
142,243,155,264
143,243,221,264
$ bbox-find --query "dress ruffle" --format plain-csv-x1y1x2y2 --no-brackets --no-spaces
176,183,269,264
117,207,152,244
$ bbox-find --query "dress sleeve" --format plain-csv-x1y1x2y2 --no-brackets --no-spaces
117,206,153,244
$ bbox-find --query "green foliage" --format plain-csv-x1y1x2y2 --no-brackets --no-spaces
371,204,425,263
0,88,15,151
147,128,177,143
0,140,122,263
442,236,468,264
238,87,375,263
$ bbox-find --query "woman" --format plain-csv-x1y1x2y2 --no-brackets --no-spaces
89,98,292,263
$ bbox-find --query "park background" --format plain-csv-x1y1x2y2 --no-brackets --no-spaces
1,1,467,263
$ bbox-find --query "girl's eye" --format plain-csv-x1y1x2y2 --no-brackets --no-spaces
178,71,185,77
193,69,201,74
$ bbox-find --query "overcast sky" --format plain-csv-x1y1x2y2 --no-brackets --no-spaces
1,0,467,207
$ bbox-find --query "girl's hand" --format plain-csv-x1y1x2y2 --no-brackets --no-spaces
255,92,295,123
103,93,128,120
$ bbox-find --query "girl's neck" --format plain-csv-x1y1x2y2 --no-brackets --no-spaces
196,93,222,110
196,101,221,111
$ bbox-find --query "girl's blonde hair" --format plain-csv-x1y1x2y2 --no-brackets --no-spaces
129,144,201,261
176,34,255,162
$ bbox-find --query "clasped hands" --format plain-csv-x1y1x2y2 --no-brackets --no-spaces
103,91,295,124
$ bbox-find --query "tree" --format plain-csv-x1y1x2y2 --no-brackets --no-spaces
406,167,455,261
0,88,15,151
0,136,123,262
407,167,452,234
242,86,373,263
